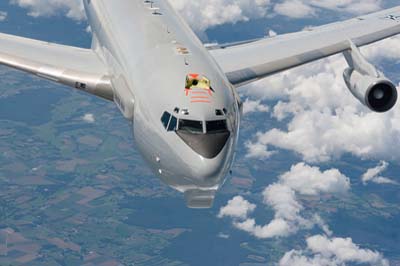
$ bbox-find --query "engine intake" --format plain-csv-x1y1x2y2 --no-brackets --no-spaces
343,68,398,112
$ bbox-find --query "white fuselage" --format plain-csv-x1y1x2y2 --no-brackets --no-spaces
83,0,241,207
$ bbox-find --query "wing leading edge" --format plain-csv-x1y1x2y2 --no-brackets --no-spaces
0,32,113,100
210,6,400,87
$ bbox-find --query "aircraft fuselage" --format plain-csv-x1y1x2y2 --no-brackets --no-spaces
83,0,241,208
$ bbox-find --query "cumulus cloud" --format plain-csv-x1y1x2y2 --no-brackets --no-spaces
242,98,269,114
361,161,397,185
11,0,272,30
82,113,95,123
10,0,386,31
170,0,385,30
280,234,389,266
169,0,272,31
219,163,349,239
175,0,389,31
245,141,276,159
217,232,230,239
234,217,292,238
309,0,383,15
280,163,350,196
11,0,85,20
0,11,8,21
245,36,400,163
218,196,256,219
274,0,316,18
274,0,382,19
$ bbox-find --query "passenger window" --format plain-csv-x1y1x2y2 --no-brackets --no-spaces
161,112,171,129
168,116,177,131
206,120,228,133
178,119,203,134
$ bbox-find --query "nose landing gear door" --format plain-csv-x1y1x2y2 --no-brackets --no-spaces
184,189,216,209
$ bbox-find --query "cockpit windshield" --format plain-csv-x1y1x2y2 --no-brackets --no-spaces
206,120,228,133
176,119,231,159
178,119,204,134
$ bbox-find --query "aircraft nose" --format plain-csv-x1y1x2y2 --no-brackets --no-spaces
184,159,228,209
195,159,224,181
176,131,231,159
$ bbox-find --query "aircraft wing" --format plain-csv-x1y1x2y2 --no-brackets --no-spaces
0,32,113,100
209,6,400,87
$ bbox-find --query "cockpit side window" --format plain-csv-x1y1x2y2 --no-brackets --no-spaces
161,111,178,132
161,112,171,129
206,120,228,133
215,109,224,116
168,116,177,131
178,119,204,134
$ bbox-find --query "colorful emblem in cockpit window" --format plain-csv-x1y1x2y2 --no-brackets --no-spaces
185,74,215,103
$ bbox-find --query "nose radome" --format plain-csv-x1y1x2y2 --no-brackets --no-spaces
189,153,228,184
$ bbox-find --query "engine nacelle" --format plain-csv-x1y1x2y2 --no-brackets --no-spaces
343,68,398,112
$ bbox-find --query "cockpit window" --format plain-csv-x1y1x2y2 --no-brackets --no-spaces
161,111,177,132
206,120,228,133
178,119,204,134
215,109,224,116
161,112,171,128
168,116,177,131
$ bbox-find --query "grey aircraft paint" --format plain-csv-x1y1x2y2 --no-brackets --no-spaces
0,1,399,208
84,0,241,208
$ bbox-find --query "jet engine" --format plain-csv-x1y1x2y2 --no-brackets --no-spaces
342,42,398,113
343,68,398,112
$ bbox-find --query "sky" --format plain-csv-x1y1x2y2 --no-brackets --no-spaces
2,0,400,265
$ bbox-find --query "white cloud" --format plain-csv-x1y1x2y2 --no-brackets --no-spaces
280,163,350,196
268,29,277,37
310,0,383,15
242,98,269,114
361,161,397,185
11,0,272,30
82,113,95,123
274,0,382,19
169,0,386,30
169,0,272,31
245,141,276,159
8,0,387,34
234,218,292,238
0,11,8,21
263,183,303,222
11,0,85,20
280,234,389,266
218,196,256,219
245,36,400,163
274,0,316,18
217,232,230,239
219,163,349,239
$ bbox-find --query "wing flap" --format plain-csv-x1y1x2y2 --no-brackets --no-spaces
0,32,113,100
210,6,400,87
